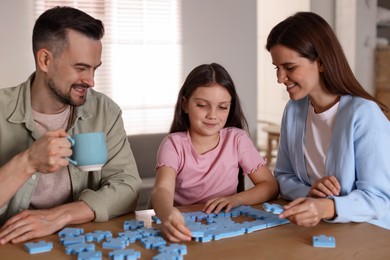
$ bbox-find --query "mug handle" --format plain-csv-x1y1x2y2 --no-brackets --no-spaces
65,136,78,166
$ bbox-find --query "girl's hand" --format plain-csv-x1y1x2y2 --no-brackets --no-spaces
160,207,192,242
203,196,239,214
308,176,341,198
279,197,335,227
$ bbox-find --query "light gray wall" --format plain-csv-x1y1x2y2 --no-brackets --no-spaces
0,0,35,87
0,0,258,140
311,0,335,27
182,0,258,140
313,0,376,95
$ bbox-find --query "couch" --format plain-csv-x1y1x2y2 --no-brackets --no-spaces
127,133,167,210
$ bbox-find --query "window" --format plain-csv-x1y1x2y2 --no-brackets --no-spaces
34,0,182,134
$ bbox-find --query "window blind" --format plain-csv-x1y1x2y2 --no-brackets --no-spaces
34,0,182,135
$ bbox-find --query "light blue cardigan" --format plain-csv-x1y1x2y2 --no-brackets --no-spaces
275,95,390,230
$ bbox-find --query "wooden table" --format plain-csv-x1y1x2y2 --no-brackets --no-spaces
1,202,390,260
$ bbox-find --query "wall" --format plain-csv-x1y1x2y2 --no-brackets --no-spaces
182,0,258,139
256,0,310,146
0,0,258,141
0,0,35,87
336,0,377,95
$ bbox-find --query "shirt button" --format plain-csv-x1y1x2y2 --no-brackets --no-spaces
31,174,36,180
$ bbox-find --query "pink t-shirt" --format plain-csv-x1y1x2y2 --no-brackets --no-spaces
156,127,266,205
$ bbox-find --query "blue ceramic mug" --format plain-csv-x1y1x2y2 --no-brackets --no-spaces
66,132,108,171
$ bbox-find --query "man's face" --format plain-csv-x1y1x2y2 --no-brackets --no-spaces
47,29,102,107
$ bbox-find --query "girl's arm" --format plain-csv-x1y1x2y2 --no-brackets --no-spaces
203,165,279,214
151,166,192,242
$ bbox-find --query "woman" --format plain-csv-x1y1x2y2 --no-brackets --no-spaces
266,12,390,229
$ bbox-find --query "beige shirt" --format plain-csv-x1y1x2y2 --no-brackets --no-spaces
30,106,72,209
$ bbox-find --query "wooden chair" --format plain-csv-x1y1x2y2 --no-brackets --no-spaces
257,120,280,166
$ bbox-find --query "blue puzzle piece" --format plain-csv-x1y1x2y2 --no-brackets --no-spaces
123,220,144,230
137,227,161,237
242,220,268,233
213,225,246,240
102,237,129,249
194,230,214,242
158,244,187,255
85,230,113,242
140,236,166,249
77,251,102,260
58,227,84,237
61,235,86,246
118,230,143,243
108,249,141,260
151,215,161,224
24,240,53,254
153,252,183,260
262,203,284,214
313,235,336,248
183,211,209,221
65,243,95,255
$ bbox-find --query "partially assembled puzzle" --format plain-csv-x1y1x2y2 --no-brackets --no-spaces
24,203,291,259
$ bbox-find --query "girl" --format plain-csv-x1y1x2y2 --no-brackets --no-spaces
267,12,390,229
151,63,278,242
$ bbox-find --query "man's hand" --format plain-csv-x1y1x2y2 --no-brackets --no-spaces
0,208,68,244
0,201,94,244
25,129,72,174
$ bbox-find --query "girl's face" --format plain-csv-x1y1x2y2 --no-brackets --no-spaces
270,44,325,101
184,83,231,138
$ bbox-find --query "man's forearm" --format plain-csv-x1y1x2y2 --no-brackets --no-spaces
0,152,34,208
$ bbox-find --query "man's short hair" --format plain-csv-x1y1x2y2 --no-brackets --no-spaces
32,6,104,58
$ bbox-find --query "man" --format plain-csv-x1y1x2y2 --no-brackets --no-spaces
0,6,142,244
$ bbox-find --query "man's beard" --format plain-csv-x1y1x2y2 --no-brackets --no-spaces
48,79,87,107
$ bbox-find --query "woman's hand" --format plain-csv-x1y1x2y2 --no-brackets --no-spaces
279,197,336,227
308,176,341,198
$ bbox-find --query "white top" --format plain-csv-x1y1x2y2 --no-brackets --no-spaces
304,102,339,183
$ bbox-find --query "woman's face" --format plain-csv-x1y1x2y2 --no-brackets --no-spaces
270,44,325,101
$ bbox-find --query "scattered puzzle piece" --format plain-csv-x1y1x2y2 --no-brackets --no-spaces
65,242,95,255
158,244,187,255
140,236,166,249
123,220,144,231
58,227,84,237
102,237,129,249
312,235,336,248
137,227,161,237
77,250,102,260
153,252,183,260
61,235,86,246
118,230,143,243
262,203,284,214
151,215,161,224
108,248,141,260
24,240,53,254
85,230,113,243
